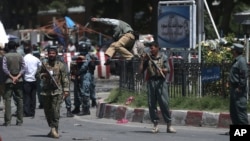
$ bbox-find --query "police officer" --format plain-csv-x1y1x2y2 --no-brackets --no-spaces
39,46,70,138
139,41,176,133
71,41,96,115
88,44,99,107
2,41,25,126
226,43,249,134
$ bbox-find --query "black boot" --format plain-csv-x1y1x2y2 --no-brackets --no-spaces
77,108,90,116
71,106,80,114
67,109,74,117
91,100,97,107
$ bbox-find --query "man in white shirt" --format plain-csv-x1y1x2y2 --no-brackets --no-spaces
23,45,41,118
67,42,76,52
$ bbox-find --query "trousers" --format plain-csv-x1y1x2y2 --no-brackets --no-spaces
3,82,23,124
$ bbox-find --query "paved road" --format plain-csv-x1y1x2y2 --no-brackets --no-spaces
0,96,229,141
0,78,230,141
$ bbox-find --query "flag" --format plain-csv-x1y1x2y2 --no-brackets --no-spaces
53,22,66,48
65,16,76,29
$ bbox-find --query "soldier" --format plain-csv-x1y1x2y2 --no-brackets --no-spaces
2,41,25,126
225,43,249,135
39,46,70,138
139,41,176,133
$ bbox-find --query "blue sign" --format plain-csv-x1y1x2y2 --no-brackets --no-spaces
201,66,220,82
158,6,190,48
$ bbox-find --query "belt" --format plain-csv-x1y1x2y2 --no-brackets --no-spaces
149,76,164,80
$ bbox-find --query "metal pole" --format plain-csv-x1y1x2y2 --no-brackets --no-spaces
245,35,249,100
203,0,220,39
197,0,204,97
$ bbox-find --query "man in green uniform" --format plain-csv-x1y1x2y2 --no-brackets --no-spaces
40,46,70,138
2,41,25,126
226,43,249,134
139,41,176,133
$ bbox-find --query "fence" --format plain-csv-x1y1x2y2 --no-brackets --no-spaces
118,59,249,98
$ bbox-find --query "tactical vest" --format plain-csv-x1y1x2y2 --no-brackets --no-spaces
5,52,23,76
147,55,164,77
41,60,63,91
0,55,7,83
4,52,24,83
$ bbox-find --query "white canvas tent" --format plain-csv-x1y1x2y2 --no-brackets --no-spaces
0,21,8,48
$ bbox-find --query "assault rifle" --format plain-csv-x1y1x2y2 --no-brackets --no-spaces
41,62,60,90
145,53,166,79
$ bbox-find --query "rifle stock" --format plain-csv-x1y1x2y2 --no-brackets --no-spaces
41,62,60,90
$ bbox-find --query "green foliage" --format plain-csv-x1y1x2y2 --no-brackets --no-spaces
198,34,235,63
106,88,250,113
105,88,148,108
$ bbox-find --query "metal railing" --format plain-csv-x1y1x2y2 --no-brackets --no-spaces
117,59,248,98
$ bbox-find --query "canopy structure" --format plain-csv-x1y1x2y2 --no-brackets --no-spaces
234,10,250,24
37,16,112,45
0,21,9,47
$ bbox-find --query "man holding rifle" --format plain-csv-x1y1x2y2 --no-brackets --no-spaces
139,41,176,134
39,46,70,138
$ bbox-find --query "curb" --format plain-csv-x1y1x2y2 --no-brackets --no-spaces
95,101,250,128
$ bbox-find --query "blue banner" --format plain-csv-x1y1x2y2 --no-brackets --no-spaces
201,66,220,82
53,23,66,48
158,5,190,48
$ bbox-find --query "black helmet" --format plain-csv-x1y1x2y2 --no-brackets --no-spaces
47,45,58,54
78,41,90,55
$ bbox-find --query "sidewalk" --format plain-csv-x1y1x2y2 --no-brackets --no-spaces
95,97,236,128
93,78,250,129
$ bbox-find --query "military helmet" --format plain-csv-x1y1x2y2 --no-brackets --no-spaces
47,45,58,54
78,40,91,55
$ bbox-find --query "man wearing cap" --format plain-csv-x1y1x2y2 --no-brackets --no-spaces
227,43,249,134
39,46,70,138
139,41,176,133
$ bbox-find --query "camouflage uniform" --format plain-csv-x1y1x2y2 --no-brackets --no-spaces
40,59,70,133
